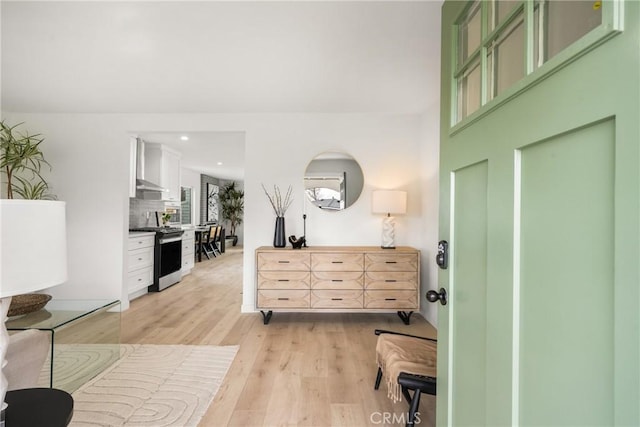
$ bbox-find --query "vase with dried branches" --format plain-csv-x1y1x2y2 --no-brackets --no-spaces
262,184,293,248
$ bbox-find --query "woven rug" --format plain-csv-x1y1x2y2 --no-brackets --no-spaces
69,344,238,427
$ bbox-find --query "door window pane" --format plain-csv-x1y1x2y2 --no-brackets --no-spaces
457,60,481,121
487,0,520,31
534,0,602,69
487,14,525,100
458,1,482,65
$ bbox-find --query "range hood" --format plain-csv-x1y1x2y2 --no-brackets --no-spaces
135,138,168,193
136,178,168,192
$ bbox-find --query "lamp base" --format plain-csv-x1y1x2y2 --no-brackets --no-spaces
381,216,396,249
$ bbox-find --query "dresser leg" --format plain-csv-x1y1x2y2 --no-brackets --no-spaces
260,310,273,325
397,311,413,325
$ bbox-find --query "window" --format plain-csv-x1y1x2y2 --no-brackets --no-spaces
453,0,619,127
181,186,192,225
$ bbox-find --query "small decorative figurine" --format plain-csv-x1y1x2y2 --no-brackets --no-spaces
288,235,306,249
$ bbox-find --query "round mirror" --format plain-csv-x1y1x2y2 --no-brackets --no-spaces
304,152,364,211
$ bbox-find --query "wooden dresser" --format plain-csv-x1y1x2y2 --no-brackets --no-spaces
255,246,420,324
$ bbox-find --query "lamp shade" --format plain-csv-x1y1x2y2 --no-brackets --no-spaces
371,190,407,215
0,200,67,297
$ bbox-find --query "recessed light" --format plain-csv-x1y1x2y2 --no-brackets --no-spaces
217,162,223,166
180,136,189,141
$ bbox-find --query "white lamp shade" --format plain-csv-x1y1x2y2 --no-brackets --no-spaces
0,200,68,297
371,190,407,215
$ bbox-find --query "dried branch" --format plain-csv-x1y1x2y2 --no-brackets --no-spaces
262,183,294,217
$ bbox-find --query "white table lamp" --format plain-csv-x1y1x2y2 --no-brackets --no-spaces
0,200,67,417
372,190,407,249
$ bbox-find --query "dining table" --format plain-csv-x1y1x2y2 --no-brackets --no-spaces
194,225,226,262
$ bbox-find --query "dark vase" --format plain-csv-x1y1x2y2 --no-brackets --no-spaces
273,217,286,248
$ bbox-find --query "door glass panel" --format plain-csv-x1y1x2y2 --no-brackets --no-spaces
487,14,525,100
487,0,520,31
458,1,482,65
457,60,481,121
534,0,602,69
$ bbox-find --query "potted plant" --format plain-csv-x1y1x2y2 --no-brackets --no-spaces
0,121,54,200
219,181,244,246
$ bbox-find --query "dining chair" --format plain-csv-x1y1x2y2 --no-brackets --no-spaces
207,226,222,257
197,226,213,260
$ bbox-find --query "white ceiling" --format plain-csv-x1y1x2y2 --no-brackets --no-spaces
138,131,246,180
1,0,443,178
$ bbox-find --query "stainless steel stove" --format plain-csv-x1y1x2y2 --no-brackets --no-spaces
130,227,184,291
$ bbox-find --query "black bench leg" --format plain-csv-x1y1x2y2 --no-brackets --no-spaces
406,389,422,427
397,311,413,325
375,367,383,390
260,310,273,325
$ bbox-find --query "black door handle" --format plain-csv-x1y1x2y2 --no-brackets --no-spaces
426,288,447,306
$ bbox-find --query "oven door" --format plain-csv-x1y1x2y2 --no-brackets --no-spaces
159,236,182,278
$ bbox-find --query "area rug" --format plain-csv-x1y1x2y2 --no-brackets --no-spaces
69,344,239,427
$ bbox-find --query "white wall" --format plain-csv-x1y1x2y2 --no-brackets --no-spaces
2,112,439,322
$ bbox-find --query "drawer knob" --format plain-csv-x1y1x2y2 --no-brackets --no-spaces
138,258,142,261
331,261,343,264
386,261,398,264
331,279,343,282
137,278,142,282
277,297,289,301
277,279,290,282
385,298,397,301
385,280,397,282
331,298,343,301
278,260,290,263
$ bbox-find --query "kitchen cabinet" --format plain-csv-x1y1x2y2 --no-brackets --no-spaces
144,143,181,202
181,228,195,276
256,246,420,324
127,233,155,297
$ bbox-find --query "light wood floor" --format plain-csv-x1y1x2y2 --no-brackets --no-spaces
121,247,437,427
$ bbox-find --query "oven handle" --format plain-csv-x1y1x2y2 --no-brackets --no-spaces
159,236,182,244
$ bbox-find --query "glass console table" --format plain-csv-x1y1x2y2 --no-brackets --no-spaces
6,299,121,393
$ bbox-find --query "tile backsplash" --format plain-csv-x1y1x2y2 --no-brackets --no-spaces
129,198,166,228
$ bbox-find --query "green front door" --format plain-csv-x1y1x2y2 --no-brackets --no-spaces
436,1,639,426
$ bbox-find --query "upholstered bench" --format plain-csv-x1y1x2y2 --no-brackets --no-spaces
374,329,437,427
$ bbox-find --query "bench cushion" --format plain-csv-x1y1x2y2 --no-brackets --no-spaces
376,333,436,402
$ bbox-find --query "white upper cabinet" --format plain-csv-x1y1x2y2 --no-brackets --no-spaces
144,143,182,202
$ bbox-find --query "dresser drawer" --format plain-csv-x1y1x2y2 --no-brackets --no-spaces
258,271,310,290
127,267,153,293
311,253,363,271
311,290,363,309
128,235,155,251
311,271,364,290
257,252,310,271
365,253,418,272
257,290,310,308
364,290,418,309
128,246,154,271
365,271,417,290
